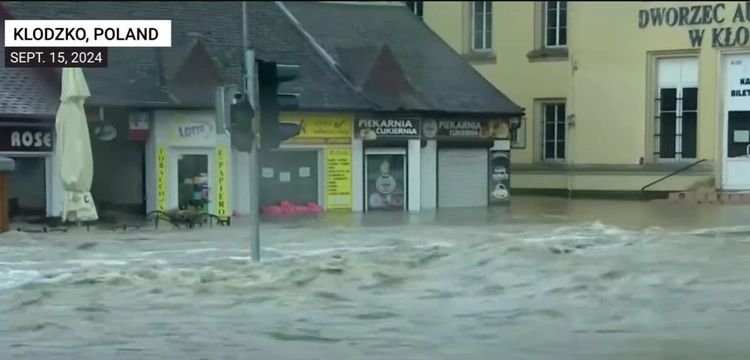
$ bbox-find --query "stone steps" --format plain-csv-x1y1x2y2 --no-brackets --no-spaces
658,190,750,205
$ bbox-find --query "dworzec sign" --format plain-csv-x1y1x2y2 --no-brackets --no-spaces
638,3,750,48
0,125,54,152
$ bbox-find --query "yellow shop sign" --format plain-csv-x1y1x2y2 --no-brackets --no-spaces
279,113,353,144
214,146,230,220
156,146,169,213
325,148,352,210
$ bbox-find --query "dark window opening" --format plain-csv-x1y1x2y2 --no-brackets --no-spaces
406,1,423,19
654,87,698,160
542,103,566,161
545,1,567,47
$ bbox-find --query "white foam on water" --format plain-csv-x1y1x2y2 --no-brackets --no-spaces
65,259,130,266
685,225,750,236
0,260,43,266
0,268,41,290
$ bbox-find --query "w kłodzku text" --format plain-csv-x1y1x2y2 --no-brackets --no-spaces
639,3,750,48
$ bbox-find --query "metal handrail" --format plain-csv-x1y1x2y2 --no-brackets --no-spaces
641,158,707,192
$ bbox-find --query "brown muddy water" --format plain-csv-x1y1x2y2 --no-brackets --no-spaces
3,197,750,360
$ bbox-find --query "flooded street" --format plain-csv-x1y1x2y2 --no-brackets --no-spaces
3,197,750,359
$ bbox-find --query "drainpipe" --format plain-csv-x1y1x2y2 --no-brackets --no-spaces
567,56,578,199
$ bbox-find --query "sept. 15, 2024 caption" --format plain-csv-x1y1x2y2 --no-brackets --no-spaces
5,47,108,68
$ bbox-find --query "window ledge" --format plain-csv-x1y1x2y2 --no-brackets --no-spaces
526,48,569,62
463,50,497,64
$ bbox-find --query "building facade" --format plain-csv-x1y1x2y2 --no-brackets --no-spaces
351,115,511,212
420,1,750,195
5,0,523,219
142,110,512,214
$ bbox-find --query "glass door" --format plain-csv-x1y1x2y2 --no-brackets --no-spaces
365,153,406,211
171,149,213,213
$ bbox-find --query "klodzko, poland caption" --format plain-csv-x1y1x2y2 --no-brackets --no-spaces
4,47,108,68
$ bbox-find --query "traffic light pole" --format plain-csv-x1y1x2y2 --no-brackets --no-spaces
242,1,261,262
246,50,261,262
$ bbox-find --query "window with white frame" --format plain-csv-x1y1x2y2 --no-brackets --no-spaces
472,1,492,51
406,1,423,19
542,102,566,161
545,1,567,48
654,57,698,161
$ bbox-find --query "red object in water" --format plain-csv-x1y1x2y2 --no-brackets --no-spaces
280,200,293,208
264,206,283,215
265,201,324,215
307,202,322,213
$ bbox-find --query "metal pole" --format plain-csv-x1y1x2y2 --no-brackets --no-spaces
242,1,261,261
242,2,249,51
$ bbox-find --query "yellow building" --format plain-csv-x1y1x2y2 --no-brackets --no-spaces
419,1,750,196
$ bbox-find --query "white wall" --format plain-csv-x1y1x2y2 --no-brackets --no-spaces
420,139,437,210
144,127,156,214
47,155,63,217
407,139,421,212
492,140,511,151
232,149,250,214
352,139,364,212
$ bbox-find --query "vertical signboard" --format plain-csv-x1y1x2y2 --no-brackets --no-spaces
215,146,230,219
489,150,510,205
325,148,352,210
156,146,168,211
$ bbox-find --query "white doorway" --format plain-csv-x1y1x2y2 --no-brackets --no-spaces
169,148,215,213
723,53,750,191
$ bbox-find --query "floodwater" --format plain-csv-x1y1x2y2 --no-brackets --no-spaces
3,197,750,360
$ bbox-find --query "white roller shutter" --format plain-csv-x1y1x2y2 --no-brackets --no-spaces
438,149,488,208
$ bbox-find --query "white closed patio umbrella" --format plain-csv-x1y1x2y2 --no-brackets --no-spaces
55,68,98,222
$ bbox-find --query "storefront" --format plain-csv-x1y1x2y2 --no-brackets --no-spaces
352,116,422,212
260,112,354,211
145,111,232,219
0,122,63,219
723,53,750,190
421,119,511,208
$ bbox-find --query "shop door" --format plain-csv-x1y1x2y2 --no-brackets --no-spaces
260,150,319,208
365,150,407,212
438,149,488,208
170,149,214,213
7,156,46,218
723,54,750,190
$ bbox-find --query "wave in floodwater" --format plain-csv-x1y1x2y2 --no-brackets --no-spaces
2,221,750,360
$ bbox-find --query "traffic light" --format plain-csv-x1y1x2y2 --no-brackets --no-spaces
256,59,302,149
229,93,256,152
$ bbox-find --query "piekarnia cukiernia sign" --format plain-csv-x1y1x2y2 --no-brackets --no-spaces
638,3,750,48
